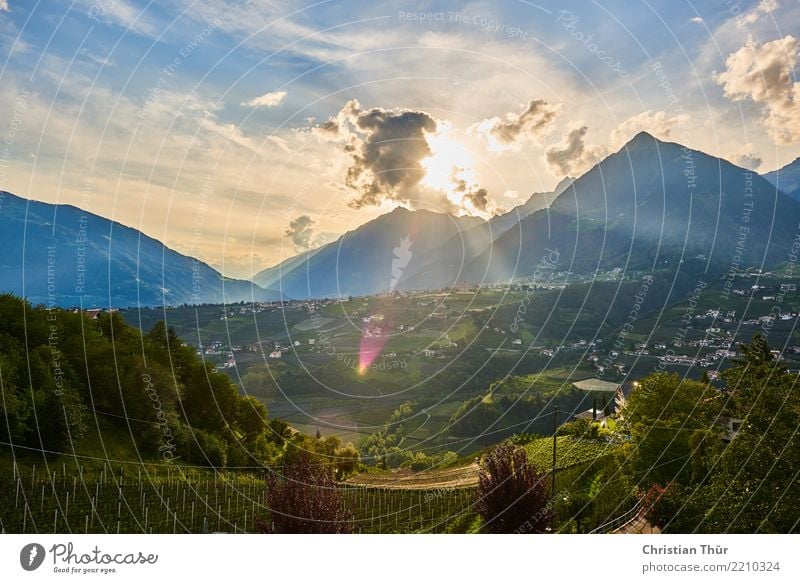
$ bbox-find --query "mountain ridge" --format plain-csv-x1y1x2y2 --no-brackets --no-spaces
0,190,282,307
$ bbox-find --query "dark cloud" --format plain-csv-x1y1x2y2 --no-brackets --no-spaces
452,173,504,217
312,100,438,209
474,99,560,151
285,215,316,248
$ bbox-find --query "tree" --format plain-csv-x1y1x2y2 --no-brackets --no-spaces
642,335,800,533
236,396,268,441
475,442,552,533
701,334,800,532
623,372,723,487
259,454,353,533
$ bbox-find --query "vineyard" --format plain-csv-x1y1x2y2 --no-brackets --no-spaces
0,461,478,534
524,436,616,471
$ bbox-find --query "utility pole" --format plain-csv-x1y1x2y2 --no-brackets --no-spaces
551,406,558,531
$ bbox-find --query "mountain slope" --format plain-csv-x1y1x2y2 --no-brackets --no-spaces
273,179,572,295
0,191,281,307
253,207,484,298
464,132,800,283
763,157,800,199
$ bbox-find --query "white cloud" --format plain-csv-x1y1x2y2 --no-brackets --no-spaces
730,143,763,170
690,16,704,24
0,2,10,13
545,125,607,177
242,90,287,108
738,0,780,27
715,35,800,144
610,110,690,148
82,0,160,38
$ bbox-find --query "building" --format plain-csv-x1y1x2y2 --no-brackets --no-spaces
572,378,621,420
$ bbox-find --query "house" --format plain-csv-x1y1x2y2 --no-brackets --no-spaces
268,350,282,359
720,417,744,442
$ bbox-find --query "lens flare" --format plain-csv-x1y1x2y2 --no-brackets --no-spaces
358,313,390,374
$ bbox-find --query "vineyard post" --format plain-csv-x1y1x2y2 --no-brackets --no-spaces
551,406,558,531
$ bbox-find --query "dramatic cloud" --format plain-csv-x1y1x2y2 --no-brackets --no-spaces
285,215,316,249
610,110,689,147
545,125,607,177
313,99,438,208
450,172,504,218
473,99,561,152
242,90,287,108
715,35,800,144
731,143,763,170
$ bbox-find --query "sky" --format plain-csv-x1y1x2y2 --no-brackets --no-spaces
0,0,799,279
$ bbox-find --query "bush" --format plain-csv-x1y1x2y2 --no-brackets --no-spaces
475,442,552,533
259,454,353,533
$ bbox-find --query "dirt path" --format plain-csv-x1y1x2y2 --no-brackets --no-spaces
346,463,480,490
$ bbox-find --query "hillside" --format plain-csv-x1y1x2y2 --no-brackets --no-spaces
0,191,281,307
464,132,800,284
763,156,800,199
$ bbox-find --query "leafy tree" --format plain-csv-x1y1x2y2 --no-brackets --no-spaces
236,396,268,441
623,372,723,487
475,442,552,533
259,454,353,533
700,334,800,532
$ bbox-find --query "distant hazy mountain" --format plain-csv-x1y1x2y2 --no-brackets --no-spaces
0,191,281,307
259,179,574,297
763,157,800,199
464,132,800,283
252,207,483,298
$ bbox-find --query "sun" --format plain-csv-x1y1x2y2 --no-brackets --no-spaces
421,129,476,195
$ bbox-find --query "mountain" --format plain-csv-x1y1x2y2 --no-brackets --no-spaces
252,207,484,298
487,177,573,235
463,132,800,284
763,157,800,199
262,179,573,296
0,191,282,307
255,134,800,298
